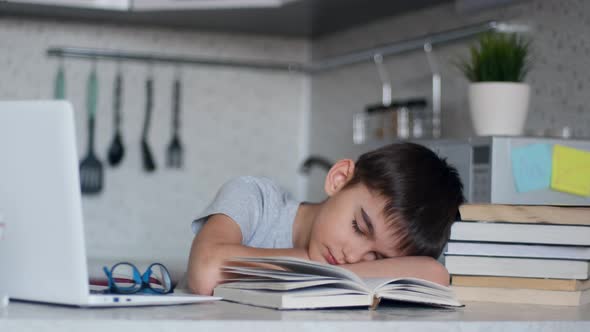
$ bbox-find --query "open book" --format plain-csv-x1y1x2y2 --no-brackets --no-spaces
213,256,463,310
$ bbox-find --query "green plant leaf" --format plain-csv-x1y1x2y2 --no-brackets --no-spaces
454,32,532,82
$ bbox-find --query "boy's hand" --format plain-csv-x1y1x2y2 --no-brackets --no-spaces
187,214,313,296
339,256,450,286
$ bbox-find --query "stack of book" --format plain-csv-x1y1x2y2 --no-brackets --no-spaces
445,204,590,306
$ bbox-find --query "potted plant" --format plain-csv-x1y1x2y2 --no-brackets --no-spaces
457,32,532,136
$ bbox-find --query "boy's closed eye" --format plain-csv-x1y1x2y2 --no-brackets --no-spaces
352,208,374,237
352,209,385,261
352,219,364,235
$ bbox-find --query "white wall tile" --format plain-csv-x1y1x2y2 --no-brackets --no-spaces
0,17,309,266
307,0,590,199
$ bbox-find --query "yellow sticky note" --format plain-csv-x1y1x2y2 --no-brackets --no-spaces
551,144,590,197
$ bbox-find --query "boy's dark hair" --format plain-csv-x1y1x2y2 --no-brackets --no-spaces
345,142,465,258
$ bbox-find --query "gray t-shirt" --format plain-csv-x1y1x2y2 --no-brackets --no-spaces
192,176,300,249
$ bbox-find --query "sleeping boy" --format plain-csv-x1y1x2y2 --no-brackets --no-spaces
186,142,464,295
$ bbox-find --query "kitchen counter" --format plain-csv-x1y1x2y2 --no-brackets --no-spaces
1,300,589,332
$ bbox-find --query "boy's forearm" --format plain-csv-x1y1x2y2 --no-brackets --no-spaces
339,256,450,286
187,242,309,295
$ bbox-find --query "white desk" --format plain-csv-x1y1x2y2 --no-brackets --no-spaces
1,300,589,332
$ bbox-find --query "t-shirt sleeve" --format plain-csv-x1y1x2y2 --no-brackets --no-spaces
192,176,263,244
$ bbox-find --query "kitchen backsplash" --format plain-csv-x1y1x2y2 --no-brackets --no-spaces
2,0,589,265
0,18,310,264
306,0,590,201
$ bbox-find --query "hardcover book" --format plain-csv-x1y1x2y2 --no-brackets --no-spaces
452,286,590,306
451,275,590,292
446,241,590,260
450,221,590,245
458,204,590,225
445,255,590,279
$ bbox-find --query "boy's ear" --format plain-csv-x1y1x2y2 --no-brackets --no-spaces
324,159,355,196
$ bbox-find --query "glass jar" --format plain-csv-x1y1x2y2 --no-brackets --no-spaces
394,101,410,139
365,104,388,141
407,98,429,139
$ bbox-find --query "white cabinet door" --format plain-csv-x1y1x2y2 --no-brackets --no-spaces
131,0,298,11
6,0,129,10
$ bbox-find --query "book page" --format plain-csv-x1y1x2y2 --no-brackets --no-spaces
223,266,336,281
228,256,366,285
365,277,452,294
218,279,367,292
367,277,461,307
378,284,452,298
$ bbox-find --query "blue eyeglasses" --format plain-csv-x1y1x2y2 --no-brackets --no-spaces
102,262,174,294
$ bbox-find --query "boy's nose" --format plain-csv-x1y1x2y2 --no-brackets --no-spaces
343,251,359,264
344,243,375,264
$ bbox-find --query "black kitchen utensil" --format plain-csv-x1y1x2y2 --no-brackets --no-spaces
166,77,183,168
79,65,104,194
141,77,156,172
107,71,125,166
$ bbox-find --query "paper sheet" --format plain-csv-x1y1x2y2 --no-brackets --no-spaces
511,143,553,193
551,144,590,197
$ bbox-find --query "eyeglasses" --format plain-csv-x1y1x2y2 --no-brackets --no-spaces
102,262,174,294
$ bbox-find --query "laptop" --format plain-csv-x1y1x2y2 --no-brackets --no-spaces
0,100,220,307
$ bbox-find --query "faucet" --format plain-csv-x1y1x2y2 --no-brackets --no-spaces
299,155,333,174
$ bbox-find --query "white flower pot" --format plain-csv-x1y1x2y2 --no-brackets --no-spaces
468,82,530,136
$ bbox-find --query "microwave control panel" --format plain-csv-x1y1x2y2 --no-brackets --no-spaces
471,145,491,203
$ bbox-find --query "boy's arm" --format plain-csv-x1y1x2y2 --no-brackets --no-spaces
339,256,450,286
187,214,310,295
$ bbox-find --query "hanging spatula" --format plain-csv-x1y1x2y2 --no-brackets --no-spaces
107,69,125,166
141,76,156,172
80,64,104,194
166,77,183,168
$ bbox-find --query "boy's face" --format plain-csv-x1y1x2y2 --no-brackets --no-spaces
307,161,404,265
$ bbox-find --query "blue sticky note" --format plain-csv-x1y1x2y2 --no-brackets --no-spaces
511,144,553,193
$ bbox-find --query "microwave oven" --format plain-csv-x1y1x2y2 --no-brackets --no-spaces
369,136,590,205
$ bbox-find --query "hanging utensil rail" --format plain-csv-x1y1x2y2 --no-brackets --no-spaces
46,46,306,72
46,20,524,73
309,20,507,72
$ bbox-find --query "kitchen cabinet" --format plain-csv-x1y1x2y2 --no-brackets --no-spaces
0,0,451,38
